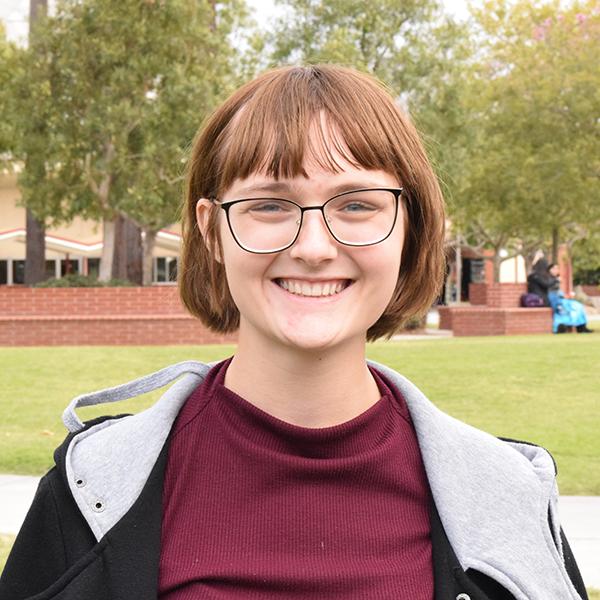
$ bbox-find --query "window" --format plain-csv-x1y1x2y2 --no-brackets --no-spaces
0,260,7,284
45,260,57,279
60,259,79,277
470,259,485,283
87,258,100,278
13,260,25,284
154,257,178,283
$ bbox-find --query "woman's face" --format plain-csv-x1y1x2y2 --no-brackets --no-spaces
197,142,405,354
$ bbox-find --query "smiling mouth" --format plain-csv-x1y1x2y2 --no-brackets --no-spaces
273,278,353,298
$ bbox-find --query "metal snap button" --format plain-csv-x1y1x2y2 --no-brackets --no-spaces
456,594,471,600
92,499,105,513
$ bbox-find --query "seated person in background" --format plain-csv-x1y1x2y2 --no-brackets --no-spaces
526,258,554,306
547,263,593,334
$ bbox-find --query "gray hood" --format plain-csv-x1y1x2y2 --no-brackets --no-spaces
61,360,582,600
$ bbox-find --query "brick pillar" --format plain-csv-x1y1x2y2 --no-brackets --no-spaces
557,244,573,296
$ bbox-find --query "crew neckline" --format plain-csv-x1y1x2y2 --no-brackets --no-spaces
210,359,409,459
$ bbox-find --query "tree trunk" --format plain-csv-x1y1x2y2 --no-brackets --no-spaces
551,226,559,265
24,207,46,285
29,0,47,23
99,217,117,281
125,217,143,285
112,214,143,284
23,0,48,286
492,251,502,283
142,229,157,286
112,214,127,280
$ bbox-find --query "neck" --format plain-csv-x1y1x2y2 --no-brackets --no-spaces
224,326,380,428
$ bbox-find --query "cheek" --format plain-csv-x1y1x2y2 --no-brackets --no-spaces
219,230,272,307
364,227,404,302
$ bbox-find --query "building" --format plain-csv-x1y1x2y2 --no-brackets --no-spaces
0,172,181,285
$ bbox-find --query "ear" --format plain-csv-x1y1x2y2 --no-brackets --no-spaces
196,198,223,263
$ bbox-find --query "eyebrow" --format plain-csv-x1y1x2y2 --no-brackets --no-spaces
232,180,393,198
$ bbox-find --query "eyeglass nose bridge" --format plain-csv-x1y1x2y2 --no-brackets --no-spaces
295,204,334,227
293,205,336,244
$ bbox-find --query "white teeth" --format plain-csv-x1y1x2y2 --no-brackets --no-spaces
276,279,350,297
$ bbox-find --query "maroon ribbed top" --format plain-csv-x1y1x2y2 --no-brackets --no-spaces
158,358,433,599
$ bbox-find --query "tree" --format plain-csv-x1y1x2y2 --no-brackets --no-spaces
0,5,50,285
265,0,478,269
450,0,600,280
270,0,437,77
267,0,472,112
572,236,600,284
10,0,246,283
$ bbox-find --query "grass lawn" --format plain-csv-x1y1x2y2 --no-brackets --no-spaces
0,332,598,496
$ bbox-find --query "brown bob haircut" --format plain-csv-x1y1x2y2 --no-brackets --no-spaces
179,64,446,341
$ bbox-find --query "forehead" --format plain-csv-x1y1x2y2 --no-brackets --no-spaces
223,118,400,199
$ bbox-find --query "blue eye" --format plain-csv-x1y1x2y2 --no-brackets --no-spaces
251,203,288,212
341,202,375,212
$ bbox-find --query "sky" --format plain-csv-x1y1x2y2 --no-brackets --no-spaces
1,0,471,45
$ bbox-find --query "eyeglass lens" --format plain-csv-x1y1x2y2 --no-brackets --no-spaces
227,189,397,253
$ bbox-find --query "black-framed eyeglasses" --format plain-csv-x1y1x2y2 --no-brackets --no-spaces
210,187,403,254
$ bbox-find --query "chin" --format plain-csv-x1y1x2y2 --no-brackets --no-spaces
276,324,358,354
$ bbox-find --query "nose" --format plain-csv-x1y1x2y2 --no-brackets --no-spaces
289,209,338,265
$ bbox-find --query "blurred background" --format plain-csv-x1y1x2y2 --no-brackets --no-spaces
0,0,598,297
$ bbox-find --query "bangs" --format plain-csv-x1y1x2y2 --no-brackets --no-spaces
213,66,415,195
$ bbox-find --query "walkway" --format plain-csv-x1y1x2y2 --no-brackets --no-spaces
1,475,599,588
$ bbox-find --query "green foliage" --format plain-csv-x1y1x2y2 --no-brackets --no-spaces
267,0,471,138
402,315,427,330
34,274,134,287
265,0,600,279
2,0,246,231
270,0,437,80
451,0,600,272
0,24,16,157
572,236,600,284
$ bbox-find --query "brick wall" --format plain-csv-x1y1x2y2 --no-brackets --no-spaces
469,282,527,307
439,281,552,336
582,284,600,297
438,306,552,336
0,286,237,346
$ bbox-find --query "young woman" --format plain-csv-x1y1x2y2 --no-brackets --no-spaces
1,65,587,600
